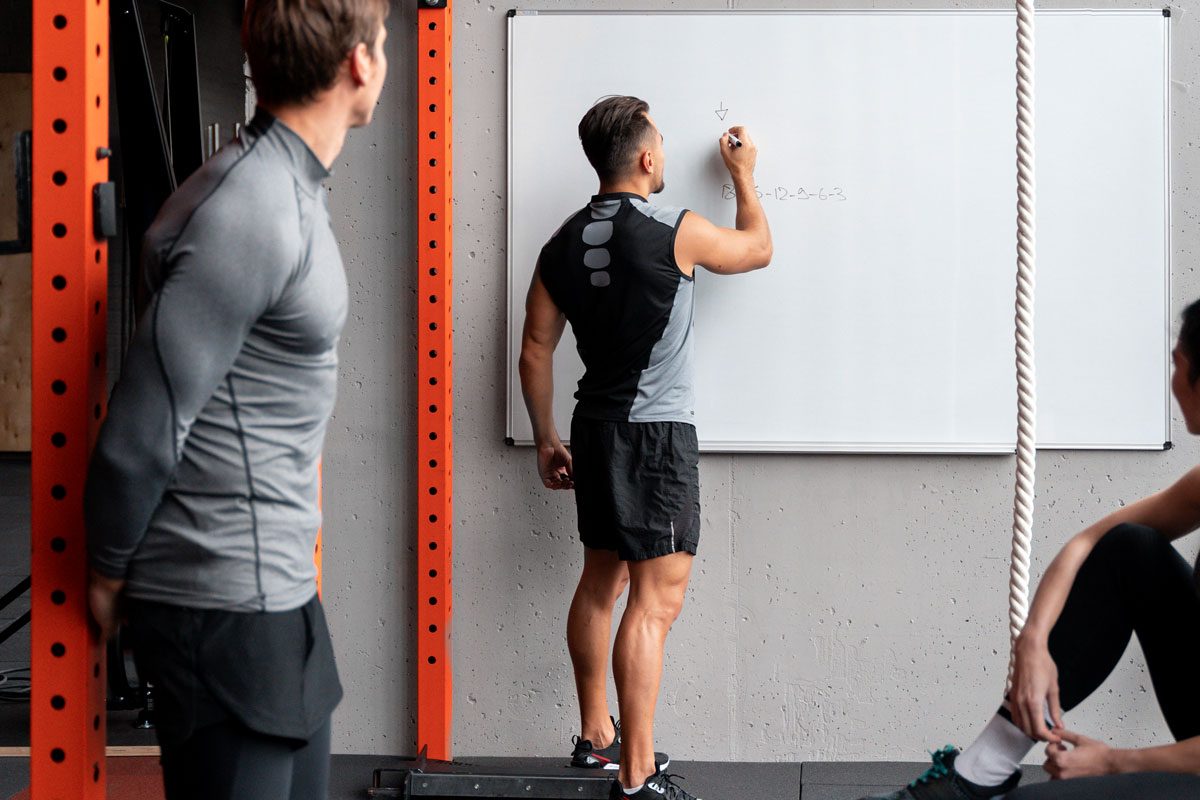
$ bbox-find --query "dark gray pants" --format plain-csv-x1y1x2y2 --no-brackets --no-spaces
126,595,342,800
160,717,332,800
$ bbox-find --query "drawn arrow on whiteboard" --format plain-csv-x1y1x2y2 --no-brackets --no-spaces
715,102,728,121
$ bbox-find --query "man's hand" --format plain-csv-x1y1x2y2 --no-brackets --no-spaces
1045,730,1116,780
720,126,758,180
88,569,125,641
1010,632,1064,742
537,441,574,490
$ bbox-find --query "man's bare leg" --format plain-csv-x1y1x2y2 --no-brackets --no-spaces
613,552,693,789
568,547,630,746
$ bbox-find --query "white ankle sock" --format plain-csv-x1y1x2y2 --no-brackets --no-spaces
623,785,644,796
954,713,1035,788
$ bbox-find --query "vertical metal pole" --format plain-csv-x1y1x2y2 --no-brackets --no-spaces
416,0,453,761
31,0,110,796
315,460,323,599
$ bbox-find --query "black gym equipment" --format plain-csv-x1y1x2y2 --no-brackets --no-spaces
369,750,613,800
104,0,204,720
109,0,201,329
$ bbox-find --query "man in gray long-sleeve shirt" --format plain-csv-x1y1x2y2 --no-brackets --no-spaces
87,107,346,611
85,2,389,798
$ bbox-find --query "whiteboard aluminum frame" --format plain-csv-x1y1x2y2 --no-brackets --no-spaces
505,8,1172,454
1034,7,1172,451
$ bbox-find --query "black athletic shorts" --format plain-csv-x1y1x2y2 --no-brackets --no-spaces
570,417,701,561
124,593,342,747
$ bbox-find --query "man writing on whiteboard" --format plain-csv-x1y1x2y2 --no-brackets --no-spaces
519,95,772,800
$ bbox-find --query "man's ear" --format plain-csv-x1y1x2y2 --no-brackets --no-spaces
348,41,372,87
641,149,654,174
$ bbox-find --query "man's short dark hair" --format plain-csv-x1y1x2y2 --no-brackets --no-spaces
578,96,655,183
243,0,389,109
1180,298,1200,384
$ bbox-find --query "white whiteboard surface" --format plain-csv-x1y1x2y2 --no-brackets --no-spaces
506,10,1170,453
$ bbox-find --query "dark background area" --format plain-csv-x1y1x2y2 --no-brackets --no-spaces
137,0,249,138
1,0,247,130
0,0,32,73
0,456,29,695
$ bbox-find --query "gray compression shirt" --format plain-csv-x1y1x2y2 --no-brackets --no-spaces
85,110,349,612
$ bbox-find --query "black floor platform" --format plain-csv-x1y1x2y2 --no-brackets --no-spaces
0,753,1050,800
360,756,809,800
336,756,1049,800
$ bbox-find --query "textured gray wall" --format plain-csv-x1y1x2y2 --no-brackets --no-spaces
321,0,1200,762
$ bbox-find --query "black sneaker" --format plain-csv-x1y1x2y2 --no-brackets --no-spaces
610,773,701,800
857,746,1020,800
570,717,670,771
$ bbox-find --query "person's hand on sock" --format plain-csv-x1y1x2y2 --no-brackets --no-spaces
1011,633,1065,742
1044,730,1114,780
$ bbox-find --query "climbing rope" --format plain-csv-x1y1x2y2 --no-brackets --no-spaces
1008,0,1037,692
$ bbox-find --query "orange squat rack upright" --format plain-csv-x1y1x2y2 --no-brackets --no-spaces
416,0,455,762
28,3,456,795
29,0,111,798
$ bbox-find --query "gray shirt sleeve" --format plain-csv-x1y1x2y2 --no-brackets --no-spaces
86,196,298,579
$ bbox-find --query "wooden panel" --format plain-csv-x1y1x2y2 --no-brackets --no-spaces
0,73,32,452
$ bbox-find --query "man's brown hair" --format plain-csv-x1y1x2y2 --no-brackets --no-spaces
243,0,389,109
578,96,655,183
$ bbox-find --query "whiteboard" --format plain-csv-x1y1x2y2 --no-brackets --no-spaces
506,10,1170,453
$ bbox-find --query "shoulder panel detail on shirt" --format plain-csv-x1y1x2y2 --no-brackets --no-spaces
589,199,621,220
629,198,687,229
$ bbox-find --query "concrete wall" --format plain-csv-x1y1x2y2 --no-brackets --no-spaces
321,0,1200,761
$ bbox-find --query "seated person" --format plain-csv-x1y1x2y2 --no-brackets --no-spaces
862,299,1200,800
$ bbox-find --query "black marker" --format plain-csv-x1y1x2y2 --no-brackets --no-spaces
727,133,743,148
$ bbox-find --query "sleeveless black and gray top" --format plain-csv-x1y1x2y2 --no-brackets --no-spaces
539,192,695,425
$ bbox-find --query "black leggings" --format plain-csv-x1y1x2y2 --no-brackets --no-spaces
160,717,331,800
1006,523,1200,799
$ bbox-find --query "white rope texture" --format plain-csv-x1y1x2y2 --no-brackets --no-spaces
1008,0,1037,692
